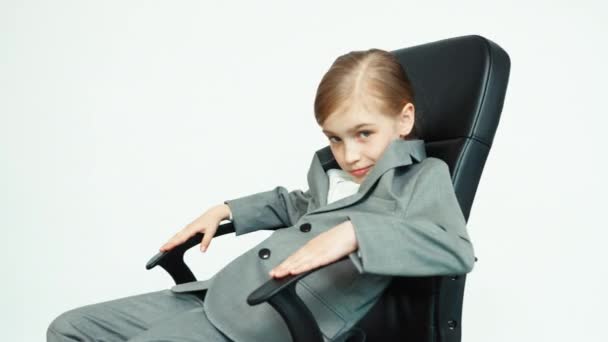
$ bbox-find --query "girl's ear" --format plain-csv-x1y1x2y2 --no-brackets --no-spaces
398,102,415,137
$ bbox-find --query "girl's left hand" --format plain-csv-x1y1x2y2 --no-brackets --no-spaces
269,220,358,278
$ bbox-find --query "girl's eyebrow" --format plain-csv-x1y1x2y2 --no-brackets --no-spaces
322,123,375,135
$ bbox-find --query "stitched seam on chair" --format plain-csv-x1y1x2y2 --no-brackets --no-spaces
425,135,489,149
470,35,494,146
468,134,490,148
453,138,470,182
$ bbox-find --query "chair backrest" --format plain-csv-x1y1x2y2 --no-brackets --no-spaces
353,35,511,342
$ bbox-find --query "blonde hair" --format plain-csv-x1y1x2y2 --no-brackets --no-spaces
314,48,420,139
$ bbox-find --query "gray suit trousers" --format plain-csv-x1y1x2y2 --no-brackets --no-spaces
46,289,231,341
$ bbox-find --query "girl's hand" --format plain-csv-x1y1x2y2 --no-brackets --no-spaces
269,220,358,278
159,204,232,253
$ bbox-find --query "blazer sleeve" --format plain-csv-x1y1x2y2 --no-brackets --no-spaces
224,186,313,236
347,159,476,276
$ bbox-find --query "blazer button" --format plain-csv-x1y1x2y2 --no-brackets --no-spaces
299,223,311,232
258,248,271,259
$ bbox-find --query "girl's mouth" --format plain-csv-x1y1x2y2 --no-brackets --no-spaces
350,165,372,177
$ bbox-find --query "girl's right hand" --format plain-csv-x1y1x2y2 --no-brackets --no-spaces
159,204,232,253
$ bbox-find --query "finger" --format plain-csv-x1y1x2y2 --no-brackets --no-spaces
200,226,216,252
270,264,286,277
284,246,315,269
200,234,210,252
167,233,187,248
160,237,179,252
290,262,313,275
271,267,290,278
272,255,306,277
275,255,299,274
270,261,293,278
287,257,314,275
269,242,314,277
161,230,190,251
292,248,331,274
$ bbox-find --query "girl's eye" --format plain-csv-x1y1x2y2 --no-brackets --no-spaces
328,131,372,143
358,130,372,138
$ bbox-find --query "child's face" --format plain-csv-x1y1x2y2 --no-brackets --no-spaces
321,102,415,184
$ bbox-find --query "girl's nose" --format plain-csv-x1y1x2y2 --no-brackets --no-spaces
344,143,361,164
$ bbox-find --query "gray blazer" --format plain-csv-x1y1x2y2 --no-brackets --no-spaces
171,139,475,342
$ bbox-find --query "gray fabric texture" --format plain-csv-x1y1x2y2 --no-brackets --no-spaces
47,289,230,341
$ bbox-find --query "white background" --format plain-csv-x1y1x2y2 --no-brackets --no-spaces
2,1,607,341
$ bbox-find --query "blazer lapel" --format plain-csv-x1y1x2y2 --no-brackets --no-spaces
306,139,427,215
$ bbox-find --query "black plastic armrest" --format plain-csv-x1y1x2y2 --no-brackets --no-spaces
246,256,349,342
145,222,235,284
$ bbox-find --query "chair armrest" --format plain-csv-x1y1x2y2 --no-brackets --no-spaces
247,256,350,342
145,222,236,284
146,228,359,341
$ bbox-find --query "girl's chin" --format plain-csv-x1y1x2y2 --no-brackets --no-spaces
351,174,366,184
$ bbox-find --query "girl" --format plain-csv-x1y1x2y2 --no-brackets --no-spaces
47,49,475,342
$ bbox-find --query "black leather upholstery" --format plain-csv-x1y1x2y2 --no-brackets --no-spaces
351,34,511,342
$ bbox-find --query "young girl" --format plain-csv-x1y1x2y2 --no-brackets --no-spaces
47,49,475,342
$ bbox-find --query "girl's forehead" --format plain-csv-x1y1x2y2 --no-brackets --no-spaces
322,110,392,133
328,110,380,123
337,95,386,115
321,96,395,131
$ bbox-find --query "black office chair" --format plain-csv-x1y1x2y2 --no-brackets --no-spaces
146,34,511,342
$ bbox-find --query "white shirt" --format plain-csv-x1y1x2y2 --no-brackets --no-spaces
326,168,360,204
226,168,360,218
326,168,362,257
